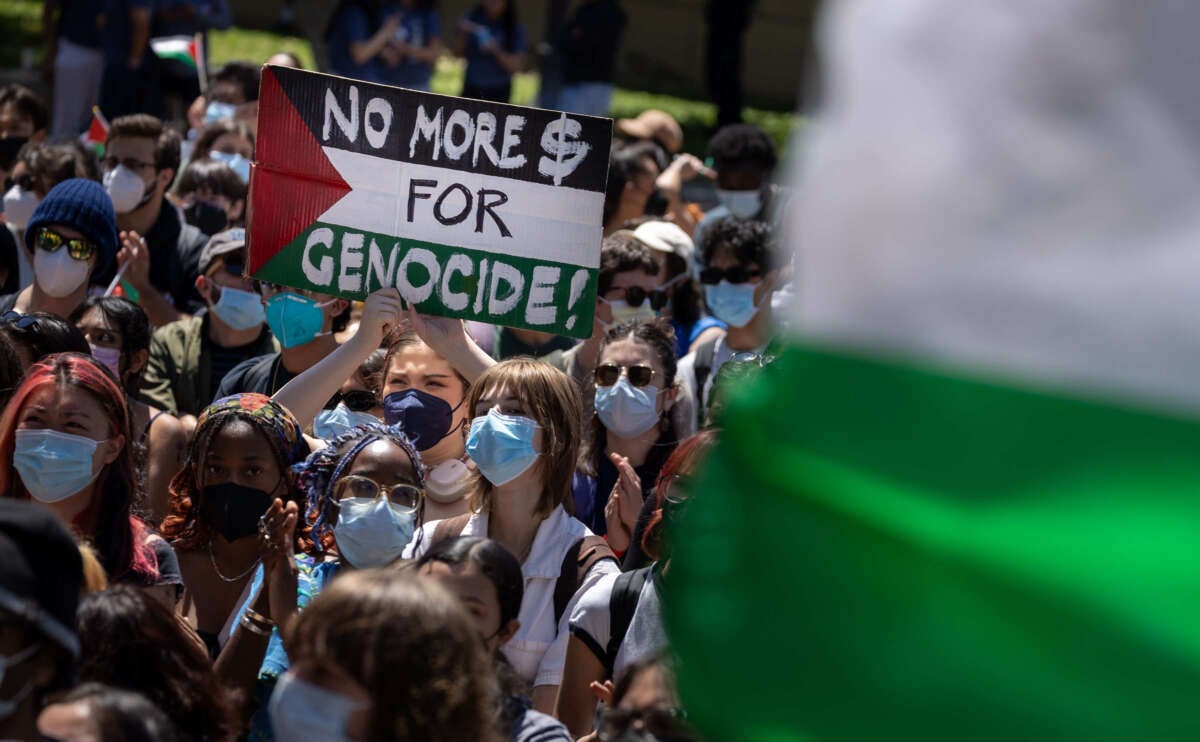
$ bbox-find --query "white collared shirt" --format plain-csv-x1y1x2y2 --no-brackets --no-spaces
406,505,618,688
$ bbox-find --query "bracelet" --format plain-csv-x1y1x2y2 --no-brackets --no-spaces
244,608,276,628
239,615,273,636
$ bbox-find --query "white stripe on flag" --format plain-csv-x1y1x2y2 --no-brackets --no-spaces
318,148,604,268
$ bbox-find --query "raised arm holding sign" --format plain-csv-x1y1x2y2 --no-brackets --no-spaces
248,65,612,339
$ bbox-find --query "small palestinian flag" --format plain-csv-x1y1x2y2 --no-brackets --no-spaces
79,107,108,156
151,34,207,90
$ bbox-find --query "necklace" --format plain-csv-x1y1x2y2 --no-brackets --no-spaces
208,543,260,583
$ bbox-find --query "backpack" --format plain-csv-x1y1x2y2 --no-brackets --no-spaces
691,337,719,429
431,514,616,626
604,565,652,680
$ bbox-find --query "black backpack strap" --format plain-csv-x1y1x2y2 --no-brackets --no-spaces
692,337,719,428
605,566,652,679
553,536,616,627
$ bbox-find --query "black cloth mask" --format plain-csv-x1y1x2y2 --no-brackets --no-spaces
200,482,273,542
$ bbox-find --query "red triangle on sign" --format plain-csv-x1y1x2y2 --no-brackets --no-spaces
248,67,352,276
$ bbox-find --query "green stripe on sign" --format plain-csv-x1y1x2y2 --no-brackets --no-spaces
253,222,599,338
666,343,1200,741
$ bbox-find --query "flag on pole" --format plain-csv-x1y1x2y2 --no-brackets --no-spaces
665,1,1200,740
79,107,108,156
151,34,207,91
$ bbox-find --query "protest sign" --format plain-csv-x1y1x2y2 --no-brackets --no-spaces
249,65,611,338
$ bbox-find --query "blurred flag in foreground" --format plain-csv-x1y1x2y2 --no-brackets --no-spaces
665,1,1200,740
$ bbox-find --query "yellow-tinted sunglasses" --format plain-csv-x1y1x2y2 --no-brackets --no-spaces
35,227,97,262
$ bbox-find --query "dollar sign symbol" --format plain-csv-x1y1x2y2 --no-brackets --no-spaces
538,112,592,186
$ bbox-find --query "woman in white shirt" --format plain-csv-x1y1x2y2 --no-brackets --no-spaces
406,358,619,713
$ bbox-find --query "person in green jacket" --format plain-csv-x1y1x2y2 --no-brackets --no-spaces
139,229,277,427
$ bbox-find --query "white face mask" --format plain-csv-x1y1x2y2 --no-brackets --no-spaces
424,457,474,503
717,188,763,219
34,244,91,297
2,185,39,229
103,164,148,214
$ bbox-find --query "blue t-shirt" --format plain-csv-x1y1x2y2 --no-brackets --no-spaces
462,7,525,91
102,0,155,64
326,5,384,82
59,0,105,49
379,4,440,89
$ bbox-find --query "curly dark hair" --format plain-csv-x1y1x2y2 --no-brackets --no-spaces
297,421,425,556
285,569,502,742
599,232,660,296
76,587,236,742
701,217,774,273
579,318,679,478
706,123,777,172
69,297,152,397
212,61,262,103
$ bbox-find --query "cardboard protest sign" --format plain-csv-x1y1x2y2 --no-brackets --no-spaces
249,65,611,338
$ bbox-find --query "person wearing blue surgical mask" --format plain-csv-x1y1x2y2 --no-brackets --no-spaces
405,358,620,715
184,119,254,182
571,319,679,552
691,123,778,255
240,422,427,740
214,281,350,401
140,231,278,422
679,218,779,429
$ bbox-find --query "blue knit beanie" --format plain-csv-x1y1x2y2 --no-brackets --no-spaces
25,179,118,272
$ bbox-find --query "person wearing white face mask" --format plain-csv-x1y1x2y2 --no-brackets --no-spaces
691,123,779,255
0,179,117,320
99,115,210,329
678,218,780,429
572,319,680,553
0,500,83,742
140,230,278,422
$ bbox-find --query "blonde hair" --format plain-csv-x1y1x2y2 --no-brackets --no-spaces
78,543,109,593
466,358,583,518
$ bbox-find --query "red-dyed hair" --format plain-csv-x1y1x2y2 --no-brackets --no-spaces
641,429,720,562
0,352,157,582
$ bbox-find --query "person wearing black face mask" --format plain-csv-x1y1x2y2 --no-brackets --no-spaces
161,393,308,659
174,158,248,237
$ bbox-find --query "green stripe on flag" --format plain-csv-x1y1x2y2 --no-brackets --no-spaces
666,343,1200,740
254,222,598,337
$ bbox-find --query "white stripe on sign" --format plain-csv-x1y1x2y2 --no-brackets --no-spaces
320,148,604,268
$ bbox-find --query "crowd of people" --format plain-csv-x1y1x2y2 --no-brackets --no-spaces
0,5,789,739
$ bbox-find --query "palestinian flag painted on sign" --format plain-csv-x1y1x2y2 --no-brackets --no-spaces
666,1,1200,740
249,65,611,338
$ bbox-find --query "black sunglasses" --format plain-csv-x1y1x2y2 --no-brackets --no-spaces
594,363,656,388
34,226,97,262
699,266,761,286
0,311,38,330
336,389,379,412
604,285,669,311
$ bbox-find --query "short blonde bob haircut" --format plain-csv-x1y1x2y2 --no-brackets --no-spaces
467,358,583,518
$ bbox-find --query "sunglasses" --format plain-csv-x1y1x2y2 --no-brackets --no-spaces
594,363,656,388
603,275,685,311
336,389,378,413
333,475,423,512
0,311,38,330
34,227,96,262
698,266,761,286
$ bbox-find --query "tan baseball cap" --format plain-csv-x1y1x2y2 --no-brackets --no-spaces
616,109,684,154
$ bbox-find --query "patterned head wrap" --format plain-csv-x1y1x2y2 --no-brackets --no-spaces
195,394,308,474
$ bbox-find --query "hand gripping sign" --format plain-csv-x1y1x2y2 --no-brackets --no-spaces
249,65,612,338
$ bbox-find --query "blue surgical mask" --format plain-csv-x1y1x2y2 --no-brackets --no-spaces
332,496,416,568
602,298,657,326
204,101,237,126
212,284,266,331
595,376,661,438
13,429,104,503
465,409,540,486
269,671,363,742
313,403,379,440
717,188,763,220
210,150,251,183
264,292,331,349
383,389,463,451
704,280,761,328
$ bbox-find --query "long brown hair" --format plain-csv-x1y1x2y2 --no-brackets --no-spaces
286,569,501,742
0,353,156,582
466,358,582,518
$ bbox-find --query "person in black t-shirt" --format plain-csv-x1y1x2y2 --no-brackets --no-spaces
557,0,626,116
